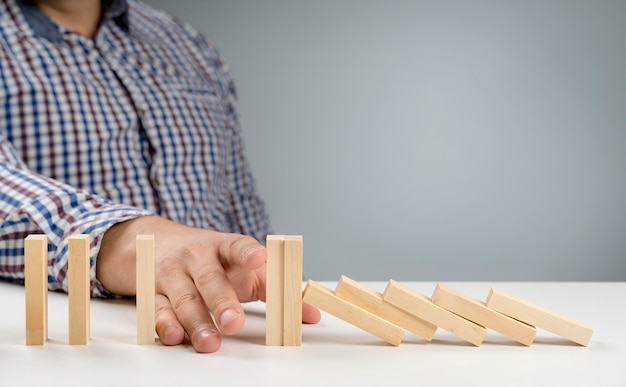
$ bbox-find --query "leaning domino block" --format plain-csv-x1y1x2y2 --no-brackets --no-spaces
265,235,303,346
68,234,90,345
383,280,486,346
335,275,437,341
303,280,405,346
486,287,593,346
25,234,48,346
432,283,536,346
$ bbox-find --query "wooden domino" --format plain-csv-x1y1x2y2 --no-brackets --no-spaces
266,235,303,346
432,283,536,346
303,280,405,346
25,234,48,346
265,235,285,346
335,275,437,341
283,236,303,346
486,287,593,346
136,234,156,345
68,234,90,345
383,280,486,346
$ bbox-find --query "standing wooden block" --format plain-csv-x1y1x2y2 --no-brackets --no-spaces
25,234,48,346
383,280,486,346
265,235,285,346
68,234,90,345
432,283,536,346
335,275,437,341
486,287,593,346
136,234,156,345
303,280,405,346
283,236,303,346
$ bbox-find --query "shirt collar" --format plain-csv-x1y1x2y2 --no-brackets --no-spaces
16,0,130,43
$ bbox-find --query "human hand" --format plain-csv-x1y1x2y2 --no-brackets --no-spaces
96,216,321,353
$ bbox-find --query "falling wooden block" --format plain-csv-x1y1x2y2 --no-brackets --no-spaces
68,234,90,345
486,287,593,346
383,280,486,346
335,275,437,341
303,280,405,346
432,283,536,346
136,234,156,345
25,234,48,346
265,235,285,346
283,236,303,346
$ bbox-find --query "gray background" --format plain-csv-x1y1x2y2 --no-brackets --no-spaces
144,0,626,281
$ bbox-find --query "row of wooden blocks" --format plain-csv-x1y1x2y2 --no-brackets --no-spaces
302,277,594,347
24,234,155,345
24,232,593,348
264,234,593,348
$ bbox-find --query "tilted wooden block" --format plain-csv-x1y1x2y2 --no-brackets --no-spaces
432,283,536,346
68,234,90,345
25,234,48,346
383,280,486,346
136,234,156,345
265,235,285,346
303,280,405,346
486,287,593,346
335,275,437,341
283,236,303,346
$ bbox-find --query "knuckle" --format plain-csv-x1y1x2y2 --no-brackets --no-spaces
209,295,231,312
172,292,199,311
194,269,222,287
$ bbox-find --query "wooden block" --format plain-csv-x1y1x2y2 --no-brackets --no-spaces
265,235,285,346
486,287,593,346
432,283,536,346
303,280,405,346
335,275,437,341
382,280,486,346
68,234,90,345
136,234,156,345
283,235,303,346
25,234,48,346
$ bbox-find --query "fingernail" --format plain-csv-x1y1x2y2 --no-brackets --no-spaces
219,309,241,328
242,246,261,262
164,325,178,341
196,328,217,342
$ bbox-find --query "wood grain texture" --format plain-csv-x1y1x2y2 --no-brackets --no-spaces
432,283,536,346
283,236,303,346
25,234,48,346
383,280,486,346
265,235,285,346
335,275,437,340
486,287,593,346
68,234,90,345
136,234,156,345
303,280,405,346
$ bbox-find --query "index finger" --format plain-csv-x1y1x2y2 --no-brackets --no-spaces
192,263,245,335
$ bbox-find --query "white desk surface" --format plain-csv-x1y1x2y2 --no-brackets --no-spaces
1,281,623,386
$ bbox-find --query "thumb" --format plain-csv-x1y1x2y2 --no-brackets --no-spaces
216,233,267,270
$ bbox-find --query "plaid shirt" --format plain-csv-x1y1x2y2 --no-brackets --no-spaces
0,0,270,297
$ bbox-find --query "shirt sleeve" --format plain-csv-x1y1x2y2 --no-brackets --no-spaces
0,135,152,298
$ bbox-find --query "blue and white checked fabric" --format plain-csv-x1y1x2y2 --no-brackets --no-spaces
0,0,271,297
